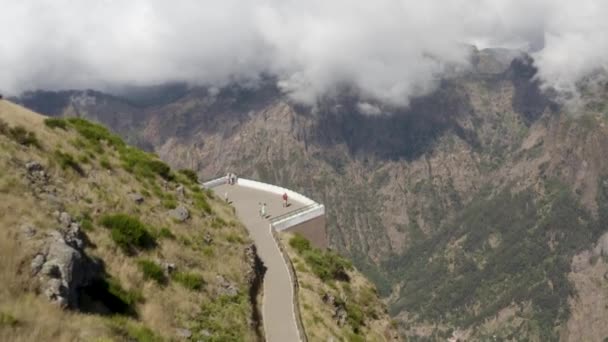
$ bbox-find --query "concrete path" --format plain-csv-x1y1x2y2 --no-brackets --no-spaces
213,183,304,342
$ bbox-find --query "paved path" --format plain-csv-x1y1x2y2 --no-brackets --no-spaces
213,183,304,342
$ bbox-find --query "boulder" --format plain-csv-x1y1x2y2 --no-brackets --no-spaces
169,205,190,222
25,161,43,172
129,192,144,204
176,185,185,198
37,231,98,308
204,233,213,245
594,233,608,257
162,262,176,275
59,212,72,229
216,275,238,297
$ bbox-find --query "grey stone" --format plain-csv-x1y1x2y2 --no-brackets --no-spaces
216,275,238,297
59,212,72,229
163,262,176,275
176,328,192,339
594,233,608,257
203,233,213,245
44,278,67,307
20,224,37,238
64,222,84,250
31,254,46,274
169,205,190,222
176,185,185,198
41,263,61,278
25,161,43,172
129,192,144,204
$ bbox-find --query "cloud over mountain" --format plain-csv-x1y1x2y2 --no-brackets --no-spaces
0,0,606,105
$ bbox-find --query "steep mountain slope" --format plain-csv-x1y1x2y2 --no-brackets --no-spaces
15,50,608,340
0,101,261,341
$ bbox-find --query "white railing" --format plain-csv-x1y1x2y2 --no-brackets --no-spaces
201,177,324,231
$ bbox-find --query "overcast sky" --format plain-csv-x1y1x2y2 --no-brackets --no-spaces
0,0,607,105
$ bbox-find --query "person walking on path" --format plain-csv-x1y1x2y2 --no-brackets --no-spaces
224,191,229,203
282,192,288,207
261,202,267,218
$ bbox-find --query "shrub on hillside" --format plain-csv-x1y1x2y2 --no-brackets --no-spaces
66,117,125,149
178,169,199,183
289,233,312,253
119,146,173,180
44,118,68,130
54,150,84,175
100,214,156,253
1,124,41,148
137,259,166,285
173,272,205,291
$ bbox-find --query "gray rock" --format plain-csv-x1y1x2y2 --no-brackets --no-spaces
163,262,176,275
204,233,213,245
594,233,608,257
176,328,192,339
129,192,144,204
169,205,190,222
20,224,37,238
31,254,46,274
216,275,238,297
176,185,185,198
44,278,67,307
335,306,347,327
41,263,61,278
26,161,43,172
59,212,72,229
64,222,84,250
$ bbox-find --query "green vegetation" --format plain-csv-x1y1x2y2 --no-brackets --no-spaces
137,260,166,285
173,272,205,291
178,168,199,183
193,294,250,341
0,120,41,148
100,157,112,170
44,117,68,130
99,214,156,253
289,233,352,282
66,117,125,149
0,312,18,327
54,150,84,175
157,227,175,239
108,317,162,342
387,181,604,340
106,277,143,308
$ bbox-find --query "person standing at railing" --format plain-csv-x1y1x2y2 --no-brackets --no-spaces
282,192,288,207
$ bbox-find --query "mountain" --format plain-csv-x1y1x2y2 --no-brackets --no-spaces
14,49,608,340
0,100,395,341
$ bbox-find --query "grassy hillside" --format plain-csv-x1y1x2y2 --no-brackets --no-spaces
0,100,260,341
280,233,398,342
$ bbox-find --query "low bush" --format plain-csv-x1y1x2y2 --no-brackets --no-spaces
109,317,162,342
119,146,173,180
66,117,125,149
173,272,205,291
100,214,156,253
178,169,199,183
44,118,68,130
157,227,175,239
0,312,18,327
4,125,40,148
54,150,84,175
161,197,177,209
137,259,166,285
289,233,312,253
100,157,112,170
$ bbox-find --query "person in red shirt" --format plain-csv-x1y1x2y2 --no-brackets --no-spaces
282,192,288,207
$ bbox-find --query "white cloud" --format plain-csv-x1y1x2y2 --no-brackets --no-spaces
0,0,607,105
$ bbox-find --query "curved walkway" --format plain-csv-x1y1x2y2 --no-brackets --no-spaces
213,183,304,342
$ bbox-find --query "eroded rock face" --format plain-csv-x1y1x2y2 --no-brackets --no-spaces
32,229,99,309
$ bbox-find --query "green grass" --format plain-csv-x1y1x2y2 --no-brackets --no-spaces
0,123,41,148
100,157,112,170
54,150,85,175
289,234,352,282
44,117,68,130
99,214,156,253
66,117,125,149
137,259,166,285
173,272,205,291
157,227,175,239
0,312,19,327
108,317,162,342
178,168,199,183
